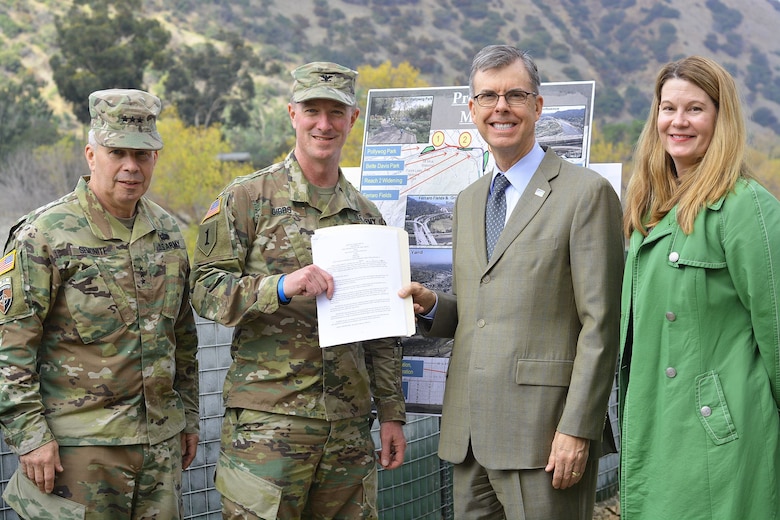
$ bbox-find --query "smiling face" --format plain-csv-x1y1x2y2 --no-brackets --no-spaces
289,98,358,173
469,59,543,171
85,144,157,218
657,78,717,178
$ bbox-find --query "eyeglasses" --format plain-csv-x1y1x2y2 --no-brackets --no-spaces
472,89,537,107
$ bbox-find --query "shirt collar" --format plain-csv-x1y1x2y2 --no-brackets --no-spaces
491,142,545,193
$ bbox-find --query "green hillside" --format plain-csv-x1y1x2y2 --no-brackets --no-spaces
4,0,780,134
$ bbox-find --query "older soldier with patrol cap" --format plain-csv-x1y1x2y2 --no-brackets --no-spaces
0,88,199,519
191,62,407,519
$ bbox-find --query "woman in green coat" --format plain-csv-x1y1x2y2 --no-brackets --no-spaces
620,55,780,519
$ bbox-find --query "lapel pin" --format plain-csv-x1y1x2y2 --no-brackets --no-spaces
534,188,545,197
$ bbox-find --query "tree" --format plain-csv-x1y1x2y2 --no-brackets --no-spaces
624,85,650,119
222,96,294,170
0,137,85,224
590,121,644,193
148,109,253,251
341,61,429,167
163,33,258,128
747,137,780,198
752,107,780,134
746,49,772,92
50,0,170,123
595,87,625,118
0,74,59,159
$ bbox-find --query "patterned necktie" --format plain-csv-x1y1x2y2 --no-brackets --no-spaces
485,173,510,259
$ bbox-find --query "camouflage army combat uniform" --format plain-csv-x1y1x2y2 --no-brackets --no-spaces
0,177,199,519
191,151,406,519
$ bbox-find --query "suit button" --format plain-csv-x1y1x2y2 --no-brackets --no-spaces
477,319,486,328
665,367,677,378
665,312,676,321
669,252,680,262
482,275,491,283
700,406,712,417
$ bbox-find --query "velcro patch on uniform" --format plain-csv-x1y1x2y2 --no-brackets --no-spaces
70,245,115,257
202,197,222,223
0,251,32,322
0,250,15,276
197,219,218,257
0,277,12,314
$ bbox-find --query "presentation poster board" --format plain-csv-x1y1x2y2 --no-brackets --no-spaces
359,82,595,414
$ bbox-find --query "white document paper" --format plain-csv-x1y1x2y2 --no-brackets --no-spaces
311,224,415,348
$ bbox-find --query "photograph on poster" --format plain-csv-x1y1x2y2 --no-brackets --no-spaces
366,95,434,145
538,105,586,162
405,195,454,247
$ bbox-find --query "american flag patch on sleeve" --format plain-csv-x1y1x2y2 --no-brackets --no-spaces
0,250,15,276
202,197,222,223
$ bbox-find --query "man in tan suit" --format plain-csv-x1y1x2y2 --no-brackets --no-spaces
400,45,624,519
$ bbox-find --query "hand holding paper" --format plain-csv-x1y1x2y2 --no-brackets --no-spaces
282,264,335,299
311,224,415,347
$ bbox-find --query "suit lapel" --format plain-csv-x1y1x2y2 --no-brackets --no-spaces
460,173,492,268
488,148,560,266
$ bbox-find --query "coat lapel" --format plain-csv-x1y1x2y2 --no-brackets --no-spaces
460,173,492,268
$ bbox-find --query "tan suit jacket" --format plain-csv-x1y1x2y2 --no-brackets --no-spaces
427,147,624,470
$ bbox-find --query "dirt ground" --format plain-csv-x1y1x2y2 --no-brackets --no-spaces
594,496,620,519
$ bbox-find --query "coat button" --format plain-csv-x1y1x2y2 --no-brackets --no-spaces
482,275,491,283
700,406,712,417
665,311,676,321
477,319,486,328
665,367,677,378
669,251,680,262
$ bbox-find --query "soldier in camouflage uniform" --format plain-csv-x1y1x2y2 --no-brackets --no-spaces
0,89,200,519
190,62,407,519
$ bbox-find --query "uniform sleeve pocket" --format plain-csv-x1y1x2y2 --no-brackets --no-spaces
515,359,573,386
695,370,738,445
161,255,187,319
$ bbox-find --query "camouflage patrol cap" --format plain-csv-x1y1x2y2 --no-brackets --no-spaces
89,89,163,150
291,62,358,106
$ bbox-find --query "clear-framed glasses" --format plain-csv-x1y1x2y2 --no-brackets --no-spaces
472,89,537,107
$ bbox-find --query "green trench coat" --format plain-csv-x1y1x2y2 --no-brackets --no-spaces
619,178,780,520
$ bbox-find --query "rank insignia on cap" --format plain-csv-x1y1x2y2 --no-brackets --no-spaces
0,277,12,315
290,62,358,106
0,250,15,276
202,197,222,223
89,89,163,150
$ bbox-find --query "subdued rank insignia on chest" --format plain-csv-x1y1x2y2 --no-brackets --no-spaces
271,206,293,216
0,250,15,276
202,197,222,224
0,277,12,315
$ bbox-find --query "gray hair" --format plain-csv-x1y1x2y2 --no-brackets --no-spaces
468,45,540,97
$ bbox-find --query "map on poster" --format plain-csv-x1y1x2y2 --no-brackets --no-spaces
358,82,596,414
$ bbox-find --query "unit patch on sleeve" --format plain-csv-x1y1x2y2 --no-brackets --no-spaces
0,277,12,314
197,219,218,257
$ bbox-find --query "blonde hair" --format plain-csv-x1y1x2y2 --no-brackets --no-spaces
624,55,750,236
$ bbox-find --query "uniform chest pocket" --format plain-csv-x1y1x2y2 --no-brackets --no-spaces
63,263,131,343
249,217,308,275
